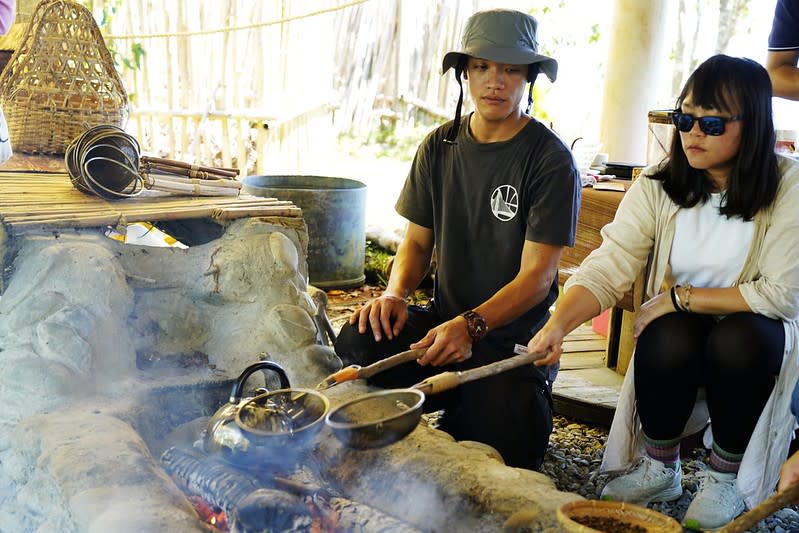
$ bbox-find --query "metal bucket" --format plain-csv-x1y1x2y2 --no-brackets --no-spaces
242,175,367,289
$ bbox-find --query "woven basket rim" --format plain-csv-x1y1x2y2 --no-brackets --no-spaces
557,500,683,533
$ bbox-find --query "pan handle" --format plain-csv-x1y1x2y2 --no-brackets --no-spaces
413,350,547,395
315,348,427,390
358,348,427,379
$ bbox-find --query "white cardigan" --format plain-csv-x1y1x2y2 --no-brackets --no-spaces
566,156,799,508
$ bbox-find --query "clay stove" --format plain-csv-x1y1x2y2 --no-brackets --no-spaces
0,172,582,532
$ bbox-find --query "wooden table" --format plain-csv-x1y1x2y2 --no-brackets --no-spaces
0,154,303,292
558,182,642,375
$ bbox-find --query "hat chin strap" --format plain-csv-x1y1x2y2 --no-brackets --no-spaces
526,82,534,115
443,68,464,145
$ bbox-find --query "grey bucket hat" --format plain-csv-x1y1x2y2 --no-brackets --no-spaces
442,9,558,82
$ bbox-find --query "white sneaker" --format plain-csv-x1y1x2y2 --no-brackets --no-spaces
600,456,683,505
682,470,745,531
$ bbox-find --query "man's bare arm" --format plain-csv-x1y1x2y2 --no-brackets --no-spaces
767,50,799,100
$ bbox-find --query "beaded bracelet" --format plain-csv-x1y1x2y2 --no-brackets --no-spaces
672,285,689,312
682,283,693,312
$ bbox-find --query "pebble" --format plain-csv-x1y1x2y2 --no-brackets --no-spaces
540,415,799,532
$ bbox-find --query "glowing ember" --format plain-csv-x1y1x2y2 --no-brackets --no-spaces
189,495,228,531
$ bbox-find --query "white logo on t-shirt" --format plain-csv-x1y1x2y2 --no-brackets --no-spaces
490,185,518,221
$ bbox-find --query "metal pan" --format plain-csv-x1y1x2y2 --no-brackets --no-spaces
324,349,546,449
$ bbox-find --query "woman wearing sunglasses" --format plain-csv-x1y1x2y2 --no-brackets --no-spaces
528,54,799,530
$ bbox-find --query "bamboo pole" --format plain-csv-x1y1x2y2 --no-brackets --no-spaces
6,203,302,233
0,197,295,218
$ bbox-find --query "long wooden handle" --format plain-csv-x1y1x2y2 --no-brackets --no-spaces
358,348,427,379
718,483,799,533
314,348,427,390
413,350,547,395
140,155,239,177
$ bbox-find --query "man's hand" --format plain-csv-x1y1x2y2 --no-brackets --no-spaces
349,293,408,342
410,316,473,366
633,290,676,338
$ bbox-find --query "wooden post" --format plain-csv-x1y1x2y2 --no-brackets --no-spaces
599,0,669,164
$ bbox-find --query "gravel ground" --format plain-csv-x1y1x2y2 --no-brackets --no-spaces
540,415,799,532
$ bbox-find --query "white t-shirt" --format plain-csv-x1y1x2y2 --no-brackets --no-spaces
670,192,754,288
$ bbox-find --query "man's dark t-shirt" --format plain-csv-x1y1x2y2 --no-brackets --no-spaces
395,113,580,347
769,0,799,50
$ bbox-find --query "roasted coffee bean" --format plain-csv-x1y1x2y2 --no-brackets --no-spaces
570,514,647,533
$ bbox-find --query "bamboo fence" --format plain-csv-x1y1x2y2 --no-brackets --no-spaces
94,0,483,176
1,0,503,175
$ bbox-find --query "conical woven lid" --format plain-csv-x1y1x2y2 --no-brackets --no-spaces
0,0,129,154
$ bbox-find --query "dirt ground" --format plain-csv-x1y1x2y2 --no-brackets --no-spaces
323,284,386,335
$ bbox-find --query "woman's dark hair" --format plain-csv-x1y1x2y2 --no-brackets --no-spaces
651,54,778,220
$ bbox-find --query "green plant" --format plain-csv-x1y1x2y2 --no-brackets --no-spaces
77,0,144,102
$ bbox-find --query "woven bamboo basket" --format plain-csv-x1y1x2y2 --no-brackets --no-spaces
557,500,683,533
0,0,129,154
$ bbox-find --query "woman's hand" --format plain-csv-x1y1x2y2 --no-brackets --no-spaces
528,323,566,367
350,294,408,342
779,450,799,493
633,291,677,338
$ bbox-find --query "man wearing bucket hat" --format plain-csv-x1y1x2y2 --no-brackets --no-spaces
334,9,581,470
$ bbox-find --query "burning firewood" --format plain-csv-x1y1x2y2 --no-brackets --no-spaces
161,447,424,533
231,490,425,533
229,489,316,533
325,496,425,533
161,446,263,517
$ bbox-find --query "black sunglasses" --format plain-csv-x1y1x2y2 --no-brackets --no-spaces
670,111,743,136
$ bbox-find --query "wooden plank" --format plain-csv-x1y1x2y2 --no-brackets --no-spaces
559,351,605,371
562,338,607,353
564,330,604,341
552,367,623,426
554,369,622,406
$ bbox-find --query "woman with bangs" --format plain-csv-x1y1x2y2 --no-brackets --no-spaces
528,54,799,530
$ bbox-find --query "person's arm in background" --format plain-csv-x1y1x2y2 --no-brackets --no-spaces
767,50,799,100
767,0,799,100
0,0,14,35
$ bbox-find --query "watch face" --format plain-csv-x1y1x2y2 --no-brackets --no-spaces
462,310,487,342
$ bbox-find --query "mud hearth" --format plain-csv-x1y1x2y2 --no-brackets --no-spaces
0,214,583,532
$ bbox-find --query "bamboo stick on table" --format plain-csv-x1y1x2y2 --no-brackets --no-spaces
144,161,239,180
0,199,295,215
2,202,298,223
142,177,241,197
7,205,302,234
212,206,302,219
144,172,243,189
140,155,239,177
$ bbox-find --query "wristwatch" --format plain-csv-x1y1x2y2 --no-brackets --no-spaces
460,310,488,343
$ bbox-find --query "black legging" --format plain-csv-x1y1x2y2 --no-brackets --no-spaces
634,312,784,454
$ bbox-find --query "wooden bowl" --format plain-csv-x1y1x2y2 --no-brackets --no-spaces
557,500,682,533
